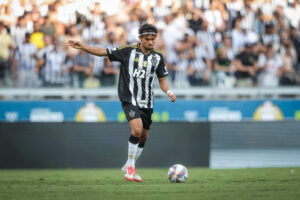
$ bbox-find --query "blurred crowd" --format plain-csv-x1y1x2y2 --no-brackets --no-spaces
1,0,300,88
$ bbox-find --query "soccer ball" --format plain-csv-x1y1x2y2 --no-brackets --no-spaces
168,164,188,183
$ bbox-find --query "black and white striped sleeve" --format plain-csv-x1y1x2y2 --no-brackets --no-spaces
106,46,131,63
156,54,168,78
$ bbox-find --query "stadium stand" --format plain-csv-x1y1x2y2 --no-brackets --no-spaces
0,0,299,95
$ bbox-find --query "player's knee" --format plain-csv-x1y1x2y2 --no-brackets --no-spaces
132,126,143,137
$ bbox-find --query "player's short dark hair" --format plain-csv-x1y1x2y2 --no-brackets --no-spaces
138,23,158,36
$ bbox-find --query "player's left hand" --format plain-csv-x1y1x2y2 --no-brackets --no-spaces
168,91,176,102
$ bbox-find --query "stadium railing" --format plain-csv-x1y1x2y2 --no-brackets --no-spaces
0,87,300,100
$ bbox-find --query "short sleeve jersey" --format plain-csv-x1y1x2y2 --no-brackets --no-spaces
235,52,258,79
106,44,168,108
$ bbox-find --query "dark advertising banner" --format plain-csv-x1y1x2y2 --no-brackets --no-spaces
210,121,300,168
1,99,299,122
0,122,210,168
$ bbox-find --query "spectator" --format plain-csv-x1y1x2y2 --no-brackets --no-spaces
230,16,244,55
240,0,257,33
63,24,83,57
84,2,106,42
30,22,45,49
42,39,69,87
37,35,54,83
0,3,17,25
40,15,55,38
81,20,93,42
279,43,299,86
204,0,225,33
260,0,275,23
215,46,235,88
262,23,280,51
14,33,39,87
258,44,283,87
232,16,259,55
283,0,300,29
162,14,181,84
0,22,15,87
154,21,167,56
72,50,93,88
152,0,171,20
226,0,244,29
10,16,27,46
273,5,287,35
188,9,203,34
195,20,214,83
196,20,215,61
23,11,34,34
233,42,258,87
125,10,140,44
174,51,189,88
187,47,209,86
92,32,120,87
99,57,119,87
290,27,300,68
219,35,234,60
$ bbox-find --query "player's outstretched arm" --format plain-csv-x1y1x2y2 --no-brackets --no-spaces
67,40,107,57
158,77,176,102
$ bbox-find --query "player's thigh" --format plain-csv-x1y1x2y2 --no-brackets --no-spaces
129,118,143,135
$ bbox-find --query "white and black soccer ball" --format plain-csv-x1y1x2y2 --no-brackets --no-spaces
168,164,188,183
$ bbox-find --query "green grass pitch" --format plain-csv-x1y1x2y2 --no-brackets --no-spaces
0,167,299,200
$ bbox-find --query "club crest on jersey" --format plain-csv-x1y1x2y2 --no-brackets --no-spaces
151,55,158,66
142,61,148,67
129,110,135,118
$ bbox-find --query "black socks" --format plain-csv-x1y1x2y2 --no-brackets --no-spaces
129,135,139,144
138,143,145,148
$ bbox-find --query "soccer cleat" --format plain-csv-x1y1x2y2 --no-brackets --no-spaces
124,166,143,182
133,169,142,182
124,166,135,181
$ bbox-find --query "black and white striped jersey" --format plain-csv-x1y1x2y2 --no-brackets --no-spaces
106,44,168,108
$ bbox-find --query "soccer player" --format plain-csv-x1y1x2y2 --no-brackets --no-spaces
67,23,176,182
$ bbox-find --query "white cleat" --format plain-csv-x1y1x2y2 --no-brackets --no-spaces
123,165,143,182
133,171,142,182
124,166,135,181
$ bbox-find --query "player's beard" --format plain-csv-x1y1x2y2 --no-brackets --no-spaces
145,45,153,51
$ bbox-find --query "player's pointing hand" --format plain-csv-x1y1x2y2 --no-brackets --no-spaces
67,40,83,49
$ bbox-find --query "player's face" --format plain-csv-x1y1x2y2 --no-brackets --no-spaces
140,34,157,51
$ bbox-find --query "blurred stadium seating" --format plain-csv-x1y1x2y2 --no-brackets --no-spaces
0,0,300,92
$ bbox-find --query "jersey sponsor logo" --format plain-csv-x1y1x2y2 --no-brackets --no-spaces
133,69,145,78
133,69,155,78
